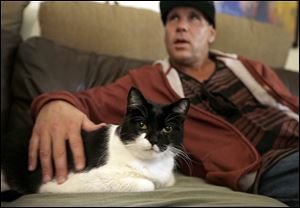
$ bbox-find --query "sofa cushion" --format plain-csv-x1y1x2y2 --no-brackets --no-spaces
8,37,152,131
212,13,293,69
39,1,167,61
38,1,292,68
1,1,30,33
1,29,22,135
1,174,286,207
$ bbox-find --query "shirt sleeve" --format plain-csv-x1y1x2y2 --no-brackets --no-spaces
30,74,135,124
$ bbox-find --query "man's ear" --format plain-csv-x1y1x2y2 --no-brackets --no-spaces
208,27,217,44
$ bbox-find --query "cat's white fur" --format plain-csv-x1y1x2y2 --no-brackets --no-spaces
1,125,176,193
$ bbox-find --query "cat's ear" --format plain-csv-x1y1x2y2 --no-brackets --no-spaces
127,87,147,108
171,98,190,115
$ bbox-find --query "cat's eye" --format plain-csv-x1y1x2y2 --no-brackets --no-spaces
138,122,147,130
163,126,173,133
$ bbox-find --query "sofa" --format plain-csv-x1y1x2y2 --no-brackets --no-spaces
1,1,298,207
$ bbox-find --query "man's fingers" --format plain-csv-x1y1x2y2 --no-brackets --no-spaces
39,133,53,183
68,132,85,171
96,122,107,129
82,116,107,132
52,134,68,184
28,132,39,171
28,101,95,185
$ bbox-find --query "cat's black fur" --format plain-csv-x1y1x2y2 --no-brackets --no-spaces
1,87,190,197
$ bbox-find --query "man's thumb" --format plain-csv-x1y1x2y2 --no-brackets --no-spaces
82,116,107,132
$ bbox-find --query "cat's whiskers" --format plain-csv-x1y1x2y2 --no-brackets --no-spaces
169,145,192,175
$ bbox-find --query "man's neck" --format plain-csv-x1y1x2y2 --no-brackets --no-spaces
171,57,216,82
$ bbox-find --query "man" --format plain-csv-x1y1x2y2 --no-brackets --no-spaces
28,2,298,206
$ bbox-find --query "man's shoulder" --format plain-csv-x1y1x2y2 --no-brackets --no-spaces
210,49,271,75
210,49,265,67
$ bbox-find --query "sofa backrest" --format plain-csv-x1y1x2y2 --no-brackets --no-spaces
39,2,167,62
38,1,293,68
212,13,293,69
8,37,152,131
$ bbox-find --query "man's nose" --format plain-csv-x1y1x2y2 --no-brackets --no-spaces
176,19,188,32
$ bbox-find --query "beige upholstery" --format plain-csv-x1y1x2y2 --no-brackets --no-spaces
1,174,286,207
1,1,30,33
38,1,292,68
39,1,167,61
212,13,293,68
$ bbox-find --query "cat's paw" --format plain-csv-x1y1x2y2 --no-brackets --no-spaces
134,179,155,192
121,177,155,192
165,174,176,187
154,174,175,188
136,179,155,192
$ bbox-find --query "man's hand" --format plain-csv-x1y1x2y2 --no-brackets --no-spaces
28,100,106,184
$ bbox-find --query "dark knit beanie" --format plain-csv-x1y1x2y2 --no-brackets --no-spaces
160,1,216,28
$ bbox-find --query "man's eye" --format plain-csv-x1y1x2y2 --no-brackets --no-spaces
190,14,200,21
167,14,179,22
138,122,147,130
163,126,173,133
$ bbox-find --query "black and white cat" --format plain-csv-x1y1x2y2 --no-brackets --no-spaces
1,87,190,194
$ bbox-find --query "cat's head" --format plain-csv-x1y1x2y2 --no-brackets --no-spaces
118,87,190,160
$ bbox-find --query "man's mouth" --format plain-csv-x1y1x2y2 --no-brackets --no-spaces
173,39,190,49
174,39,190,44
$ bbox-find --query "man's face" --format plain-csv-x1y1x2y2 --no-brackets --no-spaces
164,7,216,66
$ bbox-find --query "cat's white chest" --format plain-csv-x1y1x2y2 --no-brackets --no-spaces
107,126,175,186
127,157,175,187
